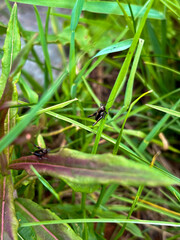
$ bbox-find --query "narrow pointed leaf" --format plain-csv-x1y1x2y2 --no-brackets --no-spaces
0,3,20,99
34,6,53,84
9,33,38,79
15,198,82,240
147,104,180,118
18,77,39,104
93,39,133,58
9,149,179,187
0,176,19,240
71,0,84,31
37,98,78,114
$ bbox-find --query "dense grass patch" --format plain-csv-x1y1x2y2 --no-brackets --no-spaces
0,0,180,239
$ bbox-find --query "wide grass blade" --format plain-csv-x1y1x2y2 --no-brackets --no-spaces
9,1,165,20
9,148,179,187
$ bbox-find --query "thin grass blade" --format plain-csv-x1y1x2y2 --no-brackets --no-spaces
0,70,68,154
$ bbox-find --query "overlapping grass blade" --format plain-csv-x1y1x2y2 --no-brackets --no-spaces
34,6,53,85
10,0,164,19
139,99,180,152
92,0,155,154
0,70,68,154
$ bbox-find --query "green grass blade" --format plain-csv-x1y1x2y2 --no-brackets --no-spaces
160,0,180,17
10,33,38,79
147,104,180,118
93,39,133,58
34,6,53,85
116,0,134,33
19,218,180,228
145,61,180,75
9,1,165,19
113,90,152,155
114,185,144,239
92,0,155,154
146,19,162,64
44,111,143,160
69,0,84,85
70,0,84,31
0,70,68,154
139,99,180,152
19,77,39,104
124,38,144,108
82,77,100,106
30,165,60,201
37,98,78,114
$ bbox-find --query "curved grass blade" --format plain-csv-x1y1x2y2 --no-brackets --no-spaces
30,166,60,201
93,39,133,58
113,90,152,155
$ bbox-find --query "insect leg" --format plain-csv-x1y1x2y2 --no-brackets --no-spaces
33,144,42,150
92,116,103,126
88,112,97,118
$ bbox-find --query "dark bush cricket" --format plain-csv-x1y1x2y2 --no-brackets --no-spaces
31,144,49,159
88,104,107,126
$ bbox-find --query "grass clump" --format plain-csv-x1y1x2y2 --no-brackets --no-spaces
0,0,180,239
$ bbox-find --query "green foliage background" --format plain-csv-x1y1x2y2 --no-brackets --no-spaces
0,0,180,239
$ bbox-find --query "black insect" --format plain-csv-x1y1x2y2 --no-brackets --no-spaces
31,144,49,159
88,104,108,126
